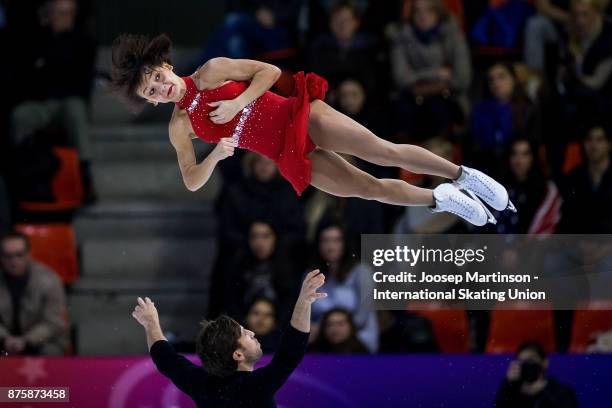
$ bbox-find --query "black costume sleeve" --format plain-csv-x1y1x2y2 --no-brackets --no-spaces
150,340,204,396
248,324,309,394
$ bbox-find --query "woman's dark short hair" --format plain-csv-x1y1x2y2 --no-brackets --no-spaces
196,315,242,377
111,33,173,110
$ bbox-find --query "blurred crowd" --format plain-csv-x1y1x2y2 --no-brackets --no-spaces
209,0,612,357
1,0,612,373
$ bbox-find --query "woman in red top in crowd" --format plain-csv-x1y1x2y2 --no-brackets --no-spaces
111,34,515,226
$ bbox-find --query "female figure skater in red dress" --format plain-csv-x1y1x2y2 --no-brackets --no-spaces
111,34,515,226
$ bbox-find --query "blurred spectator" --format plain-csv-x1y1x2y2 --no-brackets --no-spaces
0,231,67,356
377,310,439,352
308,2,382,97
559,124,612,232
524,0,572,72
394,137,462,233
225,221,296,323
244,297,281,353
195,0,300,66
496,138,561,234
471,0,535,49
309,307,369,353
304,189,385,251
494,341,578,408
309,223,378,352
390,0,471,141
210,153,305,318
469,63,540,174
335,78,394,179
555,0,612,129
10,0,96,200
303,0,371,41
217,152,306,252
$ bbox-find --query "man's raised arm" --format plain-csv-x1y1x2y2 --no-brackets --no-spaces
132,297,201,395
250,270,327,394
290,270,327,333
132,297,166,350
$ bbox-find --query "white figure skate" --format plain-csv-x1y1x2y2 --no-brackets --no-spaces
431,183,494,226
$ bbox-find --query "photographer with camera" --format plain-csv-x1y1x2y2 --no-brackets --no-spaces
494,341,578,408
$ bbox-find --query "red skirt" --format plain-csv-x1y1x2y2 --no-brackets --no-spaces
276,72,328,196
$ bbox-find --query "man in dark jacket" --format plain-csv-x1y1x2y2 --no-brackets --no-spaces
132,270,326,408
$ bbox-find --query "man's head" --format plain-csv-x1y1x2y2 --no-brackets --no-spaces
516,341,548,384
196,316,263,377
111,33,185,109
583,125,611,165
246,298,276,336
0,231,31,277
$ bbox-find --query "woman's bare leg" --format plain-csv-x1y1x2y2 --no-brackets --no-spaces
308,100,461,179
309,148,434,206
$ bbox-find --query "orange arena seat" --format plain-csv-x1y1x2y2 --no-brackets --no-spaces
486,301,556,353
15,223,79,284
408,302,470,352
570,300,612,352
562,142,583,175
20,147,84,212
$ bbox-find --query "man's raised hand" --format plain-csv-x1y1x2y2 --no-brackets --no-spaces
298,270,327,304
131,297,160,328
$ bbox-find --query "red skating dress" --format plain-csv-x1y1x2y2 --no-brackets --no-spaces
175,72,328,195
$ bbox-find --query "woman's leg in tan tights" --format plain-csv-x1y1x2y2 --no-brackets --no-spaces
309,148,434,207
308,100,461,180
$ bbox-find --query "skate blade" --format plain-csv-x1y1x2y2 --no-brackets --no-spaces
462,188,497,225
507,200,517,213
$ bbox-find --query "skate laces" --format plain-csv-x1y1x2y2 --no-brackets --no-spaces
462,169,495,201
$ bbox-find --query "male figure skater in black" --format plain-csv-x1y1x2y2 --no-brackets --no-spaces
131,269,326,407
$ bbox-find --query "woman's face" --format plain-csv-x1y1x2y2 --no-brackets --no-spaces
488,65,515,102
509,140,533,180
246,300,276,336
249,222,276,260
319,227,345,263
324,311,352,344
139,63,184,104
413,0,440,31
338,80,366,116
253,155,277,182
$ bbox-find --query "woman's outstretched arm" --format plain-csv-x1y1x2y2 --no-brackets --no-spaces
169,114,235,191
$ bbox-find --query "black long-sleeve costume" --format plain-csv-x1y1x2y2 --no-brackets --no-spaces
150,325,308,407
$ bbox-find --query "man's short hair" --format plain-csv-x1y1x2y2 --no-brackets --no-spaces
516,341,547,360
196,315,242,377
0,230,31,251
